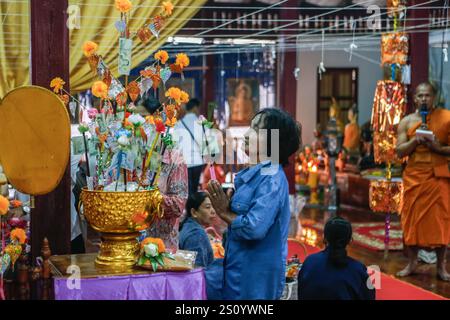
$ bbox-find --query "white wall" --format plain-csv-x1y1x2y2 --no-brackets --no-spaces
295,48,383,145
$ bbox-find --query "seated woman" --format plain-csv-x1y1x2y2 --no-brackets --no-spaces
179,192,223,300
298,216,376,300
179,192,216,267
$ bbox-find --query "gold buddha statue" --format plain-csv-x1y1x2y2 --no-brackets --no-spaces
228,82,254,126
329,97,344,133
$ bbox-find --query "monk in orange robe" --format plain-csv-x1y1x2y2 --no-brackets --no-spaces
343,107,360,152
396,82,450,281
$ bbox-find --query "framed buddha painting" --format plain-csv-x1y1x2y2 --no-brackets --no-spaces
226,78,259,126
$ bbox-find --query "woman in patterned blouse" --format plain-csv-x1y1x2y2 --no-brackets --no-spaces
139,96,189,252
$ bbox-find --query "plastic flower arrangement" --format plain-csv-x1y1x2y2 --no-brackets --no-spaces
50,1,189,193
1,194,28,298
138,237,174,271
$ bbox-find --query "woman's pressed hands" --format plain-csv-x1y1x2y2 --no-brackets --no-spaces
206,180,236,225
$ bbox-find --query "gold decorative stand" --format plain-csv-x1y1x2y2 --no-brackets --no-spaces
80,188,162,267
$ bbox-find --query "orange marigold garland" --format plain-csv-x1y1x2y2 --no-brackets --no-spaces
154,50,169,64
162,1,174,16
50,77,65,94
175,53,190,68
92,81,109,99
83,41,99,58
115,0,132,13
10,228,27,245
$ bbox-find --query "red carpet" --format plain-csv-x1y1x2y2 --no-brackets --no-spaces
290,243,447,300
301,220,404,251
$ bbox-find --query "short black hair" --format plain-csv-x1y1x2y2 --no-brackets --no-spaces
180,192,208,231
186,98,200,111
143,95,162,115
253,108,302,166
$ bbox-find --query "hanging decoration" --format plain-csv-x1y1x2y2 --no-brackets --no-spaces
381,33,409,66
318,30,326,80
371,80,407,164
0,195,27,300
369,180,404,213
348,21,357,62
369,0,409,259
387,0,407,19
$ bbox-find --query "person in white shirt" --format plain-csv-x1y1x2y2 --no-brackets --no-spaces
175,98,206,196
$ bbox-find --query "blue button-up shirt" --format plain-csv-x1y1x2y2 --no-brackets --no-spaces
223,161,290,300
179,217,214,268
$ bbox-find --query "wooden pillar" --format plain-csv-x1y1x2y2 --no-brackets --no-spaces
407,0,430,113
278,0,298,194
30,0,71,260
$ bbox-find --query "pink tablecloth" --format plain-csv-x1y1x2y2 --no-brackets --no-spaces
54,268,207,300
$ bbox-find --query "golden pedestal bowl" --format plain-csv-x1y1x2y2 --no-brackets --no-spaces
80,188,162,268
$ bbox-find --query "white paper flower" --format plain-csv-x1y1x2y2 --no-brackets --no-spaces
128,113,146,126
144,243,159,257
197,115,206,124
127,103,137,113
117,135,130,146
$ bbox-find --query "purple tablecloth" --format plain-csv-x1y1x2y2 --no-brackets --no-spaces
54,268,207,300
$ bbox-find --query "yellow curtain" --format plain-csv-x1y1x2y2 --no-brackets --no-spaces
0,1,30,98
0,0,206,97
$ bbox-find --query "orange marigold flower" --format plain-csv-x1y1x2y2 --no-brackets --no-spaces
0,195,9,216
82,41,98,58
10,228,27,244
10,200,22,208
91,81,108,99
131,211,148,225
165,87,182,101
153,238,166,253
154,50,169,64
141,237,165,253
180,90,189,104
146,115,155,125
175,53,190,68
115,0,132,13
165,117,177,127
162,1,174,16
50,77,65,93
212,243,225,258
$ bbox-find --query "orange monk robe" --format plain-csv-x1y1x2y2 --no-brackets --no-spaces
400,108,450,247
343,123,360,151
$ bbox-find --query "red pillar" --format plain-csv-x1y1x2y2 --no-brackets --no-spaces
30,0,71,259
278,0,298,194
407,0,430,113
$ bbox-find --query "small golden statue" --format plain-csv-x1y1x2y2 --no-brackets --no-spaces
329,97,344,133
